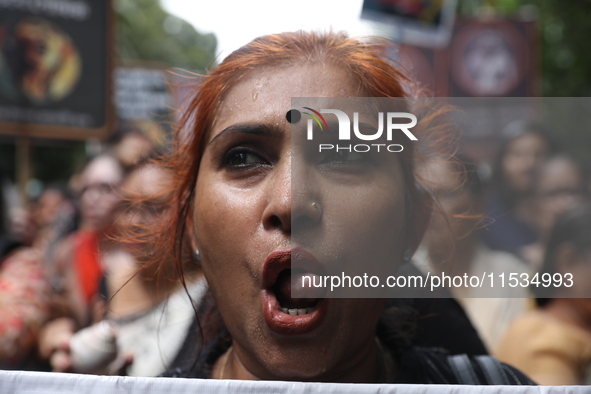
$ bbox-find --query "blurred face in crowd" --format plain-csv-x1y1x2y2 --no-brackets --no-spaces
7,189,66,245
35,189,67,229
502,132,550,194
79,156,124,231
191,63,412,381
113,165,172,247
533,157,586,238
113,132,154,169
104,165,173,281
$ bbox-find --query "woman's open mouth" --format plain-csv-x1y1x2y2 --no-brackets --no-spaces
262,249,328,335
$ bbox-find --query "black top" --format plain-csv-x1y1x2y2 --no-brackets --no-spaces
393,262,489,356
162,291,534,385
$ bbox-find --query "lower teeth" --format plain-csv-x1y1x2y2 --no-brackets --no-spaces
281,307,314,315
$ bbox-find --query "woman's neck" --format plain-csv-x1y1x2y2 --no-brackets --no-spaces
213,337,385,383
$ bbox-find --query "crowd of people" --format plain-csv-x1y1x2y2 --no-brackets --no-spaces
0,31,590,386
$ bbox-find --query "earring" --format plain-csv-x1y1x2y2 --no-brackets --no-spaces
194,249,201,262
402,249,412,263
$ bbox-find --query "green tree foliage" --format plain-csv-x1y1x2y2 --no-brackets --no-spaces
116,0,217,70
534,1,591,97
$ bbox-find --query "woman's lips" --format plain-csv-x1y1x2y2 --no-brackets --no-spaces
261,249,328,335
262,289,328,335
262,248,327,288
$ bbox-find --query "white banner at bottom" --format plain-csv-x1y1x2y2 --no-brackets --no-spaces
0,370,585,393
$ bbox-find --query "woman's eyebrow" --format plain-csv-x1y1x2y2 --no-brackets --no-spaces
357,122,378,132
208,123,279,146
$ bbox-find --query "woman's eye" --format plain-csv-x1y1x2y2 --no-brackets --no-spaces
223,148,268,168
320,150,366,164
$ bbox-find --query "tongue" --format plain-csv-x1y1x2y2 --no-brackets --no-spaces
275,270,322,309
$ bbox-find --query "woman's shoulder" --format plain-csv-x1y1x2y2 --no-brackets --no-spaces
394,345,535,385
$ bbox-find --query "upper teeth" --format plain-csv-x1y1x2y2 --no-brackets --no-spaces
281,307,314,315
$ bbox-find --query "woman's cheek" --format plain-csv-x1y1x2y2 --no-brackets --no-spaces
195,182,261,272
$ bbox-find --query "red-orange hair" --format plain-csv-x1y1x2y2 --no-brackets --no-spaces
144,30,450,286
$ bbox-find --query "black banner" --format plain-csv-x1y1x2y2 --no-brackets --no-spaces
0,0,113,140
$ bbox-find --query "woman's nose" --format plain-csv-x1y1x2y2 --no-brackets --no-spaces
262,156,292,233
262,156,322,235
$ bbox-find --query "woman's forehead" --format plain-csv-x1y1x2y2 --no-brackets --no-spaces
209,63,361,140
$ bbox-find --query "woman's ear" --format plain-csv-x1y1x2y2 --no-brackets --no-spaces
405,186,432,258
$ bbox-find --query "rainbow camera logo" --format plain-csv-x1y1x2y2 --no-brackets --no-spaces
301,107,329,132
286,107,329,132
